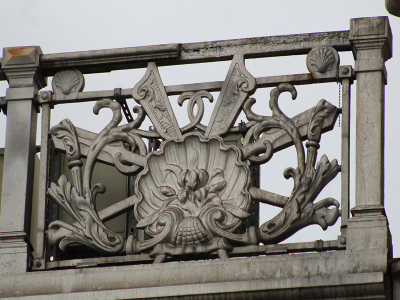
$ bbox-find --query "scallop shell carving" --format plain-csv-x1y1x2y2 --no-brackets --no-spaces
174,216,210,246
52,69,85,96
134,132,252,243
306,46,339,75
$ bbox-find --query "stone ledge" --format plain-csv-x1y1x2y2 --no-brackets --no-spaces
0,248,390,299
4,274,386,300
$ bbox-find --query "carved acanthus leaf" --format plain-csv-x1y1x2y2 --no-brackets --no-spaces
50,119,81,164
47,118,125,253
47,175,125,253
47,99,151,253
259,155,340,244
241,83,340,244
307,99,338,144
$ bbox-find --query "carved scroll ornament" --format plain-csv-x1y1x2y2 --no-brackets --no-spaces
47,54,340,262
242,84,340,243
47,99,146,253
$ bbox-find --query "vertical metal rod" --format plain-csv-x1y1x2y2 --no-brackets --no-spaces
340,78,351,234
35,104,51,260
249,163,260,228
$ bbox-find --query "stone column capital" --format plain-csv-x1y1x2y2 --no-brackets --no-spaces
2,46,46,90
350,17,392,63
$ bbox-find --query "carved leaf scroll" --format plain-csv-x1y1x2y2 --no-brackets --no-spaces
47,119,125,253
47,99,150,253
240,84,340,244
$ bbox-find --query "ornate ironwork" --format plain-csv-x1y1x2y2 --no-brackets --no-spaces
47,54,340,262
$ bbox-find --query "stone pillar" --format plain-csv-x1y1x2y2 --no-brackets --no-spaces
347,17,392,253
0,47,46,274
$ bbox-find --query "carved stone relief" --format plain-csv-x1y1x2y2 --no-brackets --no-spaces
127,133,257,261
206,54,256,137
132,62,182,140
47,55,341,262
47,119,125,253
52,69,85,98
306,46,339,78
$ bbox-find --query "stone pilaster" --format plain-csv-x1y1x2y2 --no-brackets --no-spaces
350,17,391,215
347,17,392,263
0,46,46,274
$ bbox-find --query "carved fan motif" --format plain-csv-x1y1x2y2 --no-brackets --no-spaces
128,133,257,258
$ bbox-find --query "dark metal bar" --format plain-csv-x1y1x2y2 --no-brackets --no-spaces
114,88,134,123
248,163,260,228
45,140,62,263
0,97,6,115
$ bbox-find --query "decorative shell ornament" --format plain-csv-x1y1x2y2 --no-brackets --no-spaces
306,46,339,78
127,133,258,257
52,69,85,96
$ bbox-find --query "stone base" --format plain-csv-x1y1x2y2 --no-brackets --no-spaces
0,231,31,275
0,248,391,299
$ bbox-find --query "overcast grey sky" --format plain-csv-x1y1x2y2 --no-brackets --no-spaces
1,1,400,255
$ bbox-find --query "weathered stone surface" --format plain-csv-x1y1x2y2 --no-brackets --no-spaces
0,249,390,299
2,47,40,68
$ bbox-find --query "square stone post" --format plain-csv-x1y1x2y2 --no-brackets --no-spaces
347,17,392,261
0,47,46,274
